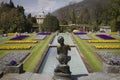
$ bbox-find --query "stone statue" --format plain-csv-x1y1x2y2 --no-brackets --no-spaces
53,36,72,80
56,36,71,65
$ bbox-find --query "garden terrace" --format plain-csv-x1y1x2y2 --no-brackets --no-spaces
0,52,30,72
10,35,29,40
96,34,115,40
0,32,54,73
96,52,120,65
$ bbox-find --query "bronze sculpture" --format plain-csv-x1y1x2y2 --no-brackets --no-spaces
53,36,72,80
56,36,71,65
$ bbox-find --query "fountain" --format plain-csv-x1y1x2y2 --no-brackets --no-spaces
38,33,88,79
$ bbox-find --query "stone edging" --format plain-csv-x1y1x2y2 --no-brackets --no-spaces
34,33,56,73
103,62,120,73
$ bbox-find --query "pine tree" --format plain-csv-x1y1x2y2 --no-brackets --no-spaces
9,0,15,8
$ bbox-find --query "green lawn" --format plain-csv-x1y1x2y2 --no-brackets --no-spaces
72,34,102,72
23,34,54,72
87,33,101,40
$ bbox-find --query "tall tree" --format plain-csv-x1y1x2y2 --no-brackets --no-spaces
9,0,15,8
42,13,60,32
79,8,90,24
0,1,34,33
110,0,120,31
69,9,76,24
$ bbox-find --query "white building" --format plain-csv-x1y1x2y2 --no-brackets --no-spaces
100,26,111,33
34,13,45,24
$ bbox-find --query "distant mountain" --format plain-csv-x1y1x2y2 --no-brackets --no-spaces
52,0,109,25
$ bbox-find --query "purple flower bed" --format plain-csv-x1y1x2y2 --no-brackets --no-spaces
11,35,29,40
96,34,115,39
8,60,17,66
73,32,87,35
38,32,51,35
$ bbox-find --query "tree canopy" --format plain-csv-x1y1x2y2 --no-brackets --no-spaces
42,13,60,32
0,0,37,33
53,0,120,31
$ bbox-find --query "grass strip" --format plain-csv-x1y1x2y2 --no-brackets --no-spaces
23,34,54,72
72,34,102,72
87,33,101,40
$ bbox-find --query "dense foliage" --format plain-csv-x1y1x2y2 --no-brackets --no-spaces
41,13,60,32
53,0,120,31
0,0,36,33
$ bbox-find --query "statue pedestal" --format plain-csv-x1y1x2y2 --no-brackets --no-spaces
53,65,73,80
53,75,72,80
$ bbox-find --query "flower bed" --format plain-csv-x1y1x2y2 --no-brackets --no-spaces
96,52,120,65
38,32,51,35
0,52,30,72
96,34,115,39
6,40,38,43
11,35,29,40
88,40,120,43
95,45,120,49
73,32,87,35
78,35,91,40
108,32,118,35
0,45,31,50
34,35,47,40
8,33,15,36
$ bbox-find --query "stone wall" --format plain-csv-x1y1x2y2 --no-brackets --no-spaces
4,63,24,73
103,62,120,73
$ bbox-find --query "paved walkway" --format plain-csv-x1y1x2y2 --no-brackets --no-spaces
0,72,52,80
0,72,120,80
79,72,120,80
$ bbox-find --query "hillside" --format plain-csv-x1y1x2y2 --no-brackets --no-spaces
53,0,120,31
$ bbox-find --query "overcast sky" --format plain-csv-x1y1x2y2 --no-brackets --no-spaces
0,0,83,15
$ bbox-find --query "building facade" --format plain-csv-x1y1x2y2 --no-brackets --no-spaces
34,14,45,24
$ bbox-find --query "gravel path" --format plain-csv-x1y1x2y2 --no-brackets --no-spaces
96,52,120,65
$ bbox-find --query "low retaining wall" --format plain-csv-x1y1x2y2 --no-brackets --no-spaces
4,63,24,73
103,62,120,73
34,34,55,73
